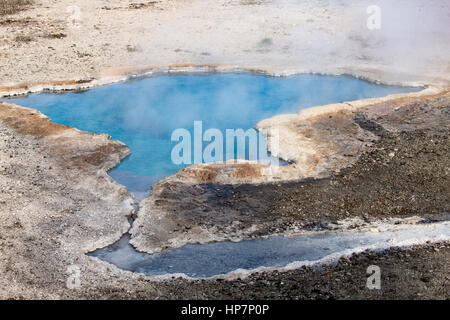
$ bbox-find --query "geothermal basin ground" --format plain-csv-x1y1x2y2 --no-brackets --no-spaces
3,73,426,277
0,0,449,299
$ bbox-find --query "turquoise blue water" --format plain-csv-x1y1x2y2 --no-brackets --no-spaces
4,74,419,193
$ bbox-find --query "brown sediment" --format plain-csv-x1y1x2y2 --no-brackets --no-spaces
0,102,129,171
0,103,68,136
181,161,270,183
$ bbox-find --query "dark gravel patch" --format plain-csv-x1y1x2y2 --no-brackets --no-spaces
198,129,449,233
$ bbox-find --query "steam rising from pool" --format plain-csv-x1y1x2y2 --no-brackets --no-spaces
4,73,426,277
6,74,419,195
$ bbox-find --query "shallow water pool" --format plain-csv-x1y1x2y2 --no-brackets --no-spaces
90,223,449,278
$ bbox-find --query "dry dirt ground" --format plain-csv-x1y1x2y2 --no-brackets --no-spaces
0,0,449,299
0,0,449,87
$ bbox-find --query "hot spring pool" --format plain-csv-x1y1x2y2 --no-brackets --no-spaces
4,73,431,277
5,74,420,196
